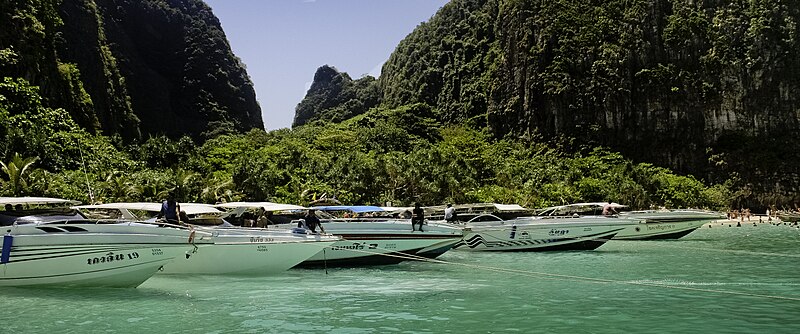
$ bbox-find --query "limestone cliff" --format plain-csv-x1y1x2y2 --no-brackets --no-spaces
0,0,263,141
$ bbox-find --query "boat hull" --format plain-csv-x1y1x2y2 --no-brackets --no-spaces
159,239,334,275
296,237,461,267
452,217,630,252
283,220,463,267
614,211,723,240
0,224,199,288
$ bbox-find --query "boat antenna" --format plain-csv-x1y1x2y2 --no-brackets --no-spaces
79,147,95,204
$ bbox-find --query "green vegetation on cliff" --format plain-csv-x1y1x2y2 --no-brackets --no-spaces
0,0,783,210
0,87,727,210
296,0,800,209
293,65,381,127
0,0,263,142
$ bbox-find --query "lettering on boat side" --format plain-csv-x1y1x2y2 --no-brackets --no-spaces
87,252,138,265
647,224,676,231
548,229,569,236
151,248,163,256
331,243,365,250
250,237,275,243
257,245,269,252
385,243,397,249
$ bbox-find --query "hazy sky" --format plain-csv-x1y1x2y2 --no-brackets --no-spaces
204,0,449,130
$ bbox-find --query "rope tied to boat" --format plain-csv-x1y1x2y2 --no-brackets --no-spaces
186,225,198,258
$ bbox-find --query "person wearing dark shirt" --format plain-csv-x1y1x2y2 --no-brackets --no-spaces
158,192,180,223
303,209,325,233
411,202,425,232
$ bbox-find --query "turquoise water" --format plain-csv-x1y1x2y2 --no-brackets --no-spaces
3,222,799,333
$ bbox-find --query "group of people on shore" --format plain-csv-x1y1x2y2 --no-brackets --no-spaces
727,208,753,221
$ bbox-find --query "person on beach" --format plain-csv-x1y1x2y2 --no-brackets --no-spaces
411,202,425,231
602,201,618,216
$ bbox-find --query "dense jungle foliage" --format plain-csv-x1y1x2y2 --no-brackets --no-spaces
0,73,728,210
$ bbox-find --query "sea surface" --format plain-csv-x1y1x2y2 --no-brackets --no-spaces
2,221,799,333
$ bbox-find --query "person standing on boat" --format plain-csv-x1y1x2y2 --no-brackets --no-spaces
158,192,181,224
303,209,325,234
257,208,273,228
602,201,618,216
444,203,457,222
412,202,425,231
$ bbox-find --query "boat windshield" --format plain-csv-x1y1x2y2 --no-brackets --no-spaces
1,207,86,226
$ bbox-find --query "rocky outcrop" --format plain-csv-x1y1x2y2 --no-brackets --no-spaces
293,65,380,127
0,0,263,141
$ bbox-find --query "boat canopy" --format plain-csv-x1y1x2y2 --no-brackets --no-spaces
0,197,81,206
215,202,307,212
425,203,530,213
75,202,221,215
312,205,385,213
536,202,627,216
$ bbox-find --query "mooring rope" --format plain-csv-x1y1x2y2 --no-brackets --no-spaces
328,237,800,302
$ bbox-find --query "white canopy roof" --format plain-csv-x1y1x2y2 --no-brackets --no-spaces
0,197,81,206
215,202,307,211
541,202,627,210
75,202,221,215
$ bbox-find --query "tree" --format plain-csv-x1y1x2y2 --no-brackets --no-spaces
0,153,39,196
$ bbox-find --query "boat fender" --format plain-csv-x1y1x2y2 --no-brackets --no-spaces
1,234,12,264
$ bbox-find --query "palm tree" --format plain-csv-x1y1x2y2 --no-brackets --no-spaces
103,171,135,202
200,175,238,204
171,169,199,202
0,153,39,196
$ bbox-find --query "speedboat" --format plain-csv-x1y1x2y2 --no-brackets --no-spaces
77,203,338,275
536,202,725,240
434,213,632,251
1,197,204,287
615,209,725,239
217,203,464,267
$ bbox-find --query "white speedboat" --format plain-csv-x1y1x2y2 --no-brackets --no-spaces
441,213,633,251
1,197,204,287
536,202,724,240
217,203,464,267
77,203,337,275
614,209,724,240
